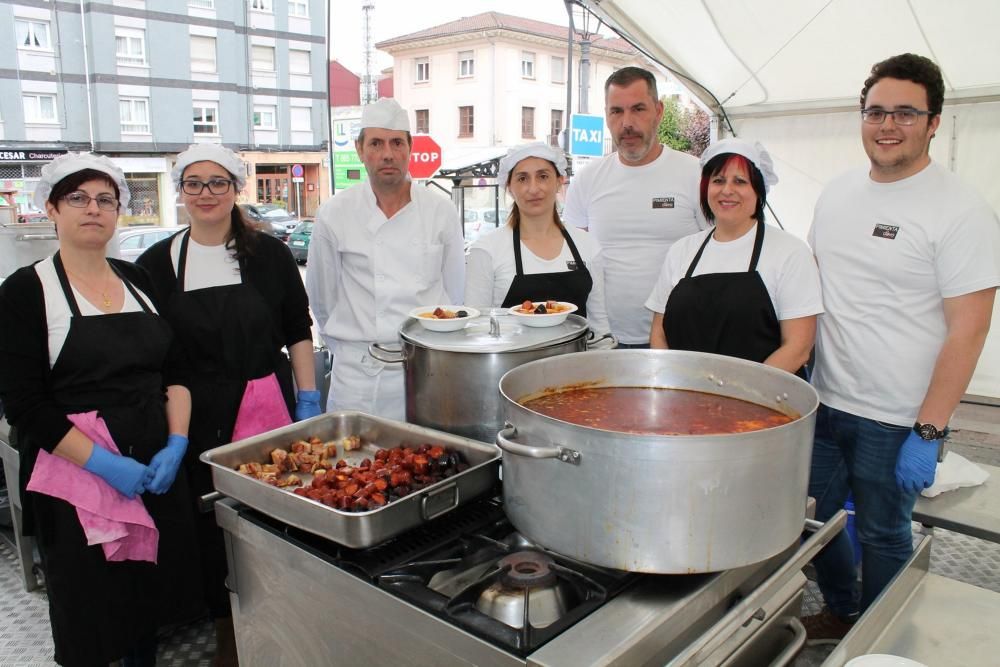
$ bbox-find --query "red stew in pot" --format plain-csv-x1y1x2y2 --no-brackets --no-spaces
521,387,794,435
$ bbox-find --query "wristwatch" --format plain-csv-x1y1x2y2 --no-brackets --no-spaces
913,422,946,441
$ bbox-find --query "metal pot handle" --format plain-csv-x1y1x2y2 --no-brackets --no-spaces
586,332,617,350
769,617,808,667
496,425,581,465
368,342,404,363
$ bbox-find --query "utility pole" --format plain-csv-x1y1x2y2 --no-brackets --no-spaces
361,0,377,104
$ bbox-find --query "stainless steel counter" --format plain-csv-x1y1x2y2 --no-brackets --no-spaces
0,417,40,591
913,463,1000,543
823,534,1000,666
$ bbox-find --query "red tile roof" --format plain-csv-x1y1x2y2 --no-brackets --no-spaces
376,11,637,55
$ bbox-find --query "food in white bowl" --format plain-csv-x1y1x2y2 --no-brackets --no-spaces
409,305,480,332
507,300,578,327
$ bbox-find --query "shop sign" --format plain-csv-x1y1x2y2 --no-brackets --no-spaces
0,149,68,162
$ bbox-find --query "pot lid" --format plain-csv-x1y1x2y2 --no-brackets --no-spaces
400,312,589,353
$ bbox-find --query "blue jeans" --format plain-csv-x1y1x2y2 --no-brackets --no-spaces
809,403,918,616
616,342,650,349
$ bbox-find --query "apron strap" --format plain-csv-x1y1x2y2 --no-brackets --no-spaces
176,228,247,292
560,225,586,268
683,230,715,279
108,262,154,315
52,251,82,317
747,221,766,272
512,226,525,276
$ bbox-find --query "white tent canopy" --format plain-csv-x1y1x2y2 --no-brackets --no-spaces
578,0,1000,398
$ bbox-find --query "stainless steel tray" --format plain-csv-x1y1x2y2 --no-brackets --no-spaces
199,411,501,548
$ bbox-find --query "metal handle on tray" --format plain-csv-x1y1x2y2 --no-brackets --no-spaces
770,617,807,667
368,342,404,363
420,482,459,521
199,491,223,513
586,332,617,350
496,425,581,465
668,510,848,666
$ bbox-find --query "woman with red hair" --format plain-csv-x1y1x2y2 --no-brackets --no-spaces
645,139,822,377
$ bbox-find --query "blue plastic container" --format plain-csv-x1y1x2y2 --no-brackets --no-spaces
844,498,862,565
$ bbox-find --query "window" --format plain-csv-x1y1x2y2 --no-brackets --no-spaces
190,35,216,72
291,106,312,132
415,57,429,83
193,102,219,134
415,109,429,134
458,50,474,78
459,106,474,138
115,28,147,66
120,97,150,133
253,105,276,130
289,49,311,74
521,107,535,139
521,52,535,79
188,0,214,7
551,56,565,84
288,0,308,17
250,0,272,12
15,19,51,50
550,110,563,146
252,45,275,72
23,94,58,124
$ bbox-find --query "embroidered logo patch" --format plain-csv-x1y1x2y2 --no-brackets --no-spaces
566,260,584,270
652,197,675,209
872,224,899,240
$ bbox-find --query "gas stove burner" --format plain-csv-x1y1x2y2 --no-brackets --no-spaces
498,550,557,589
475,551,578,629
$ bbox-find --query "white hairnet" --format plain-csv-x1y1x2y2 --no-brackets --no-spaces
359,98,410,132
497,142,568,187
699,138,779,192
172,143,247,190
33,152,131,211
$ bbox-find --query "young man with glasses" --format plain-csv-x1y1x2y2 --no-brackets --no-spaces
803,53,1000,643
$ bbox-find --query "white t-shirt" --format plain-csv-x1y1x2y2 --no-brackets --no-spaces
464,224,611,335
167,232,242,290
563,146,706,343
809,162,1000,425
645,223,824,324
36,257,156,365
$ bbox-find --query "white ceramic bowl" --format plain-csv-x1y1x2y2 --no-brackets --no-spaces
506,301,578,327
409,305,480,332
845,656,927,667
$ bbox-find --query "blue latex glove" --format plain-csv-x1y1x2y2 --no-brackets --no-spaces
295,389,322,421
83,444,150,498
894,430,939,494
146,434,189,495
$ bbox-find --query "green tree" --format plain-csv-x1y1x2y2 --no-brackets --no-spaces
657,96,690,152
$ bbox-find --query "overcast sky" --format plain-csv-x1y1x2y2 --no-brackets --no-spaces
329,0,606,75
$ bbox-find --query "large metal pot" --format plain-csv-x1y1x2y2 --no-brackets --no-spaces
497,349,819,574
370,312,612,444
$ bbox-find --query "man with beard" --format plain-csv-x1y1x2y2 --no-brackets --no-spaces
563,67,706,347
307,98,464,420
804,53,999,643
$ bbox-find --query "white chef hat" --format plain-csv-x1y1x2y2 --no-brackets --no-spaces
699,138,779,192
34,152,131,211
359,97,410,133
497,142,569,187
172,143,247,190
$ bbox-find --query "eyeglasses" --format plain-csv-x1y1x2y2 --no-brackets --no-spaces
180,178,235,195
861,108,933,126
61,191,119,211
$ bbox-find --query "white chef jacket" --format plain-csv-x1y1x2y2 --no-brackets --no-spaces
307,180,465,420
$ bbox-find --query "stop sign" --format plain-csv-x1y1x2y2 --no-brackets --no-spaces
409,135,442,179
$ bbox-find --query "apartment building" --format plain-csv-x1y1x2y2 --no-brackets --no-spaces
375,12,678,172
0,0,329,224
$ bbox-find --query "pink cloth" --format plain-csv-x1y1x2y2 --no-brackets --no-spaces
231,372,292,442
26,411,158,563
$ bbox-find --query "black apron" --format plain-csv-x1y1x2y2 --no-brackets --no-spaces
164,230,294,617
662,223,805,377
500,226,594,316
31,253,202,666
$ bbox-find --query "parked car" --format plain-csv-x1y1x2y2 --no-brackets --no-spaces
239,203,300,241
287,219,313,264
16,212,49,224
117,227,177,262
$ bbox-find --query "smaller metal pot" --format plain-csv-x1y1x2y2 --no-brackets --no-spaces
369,312,613,443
